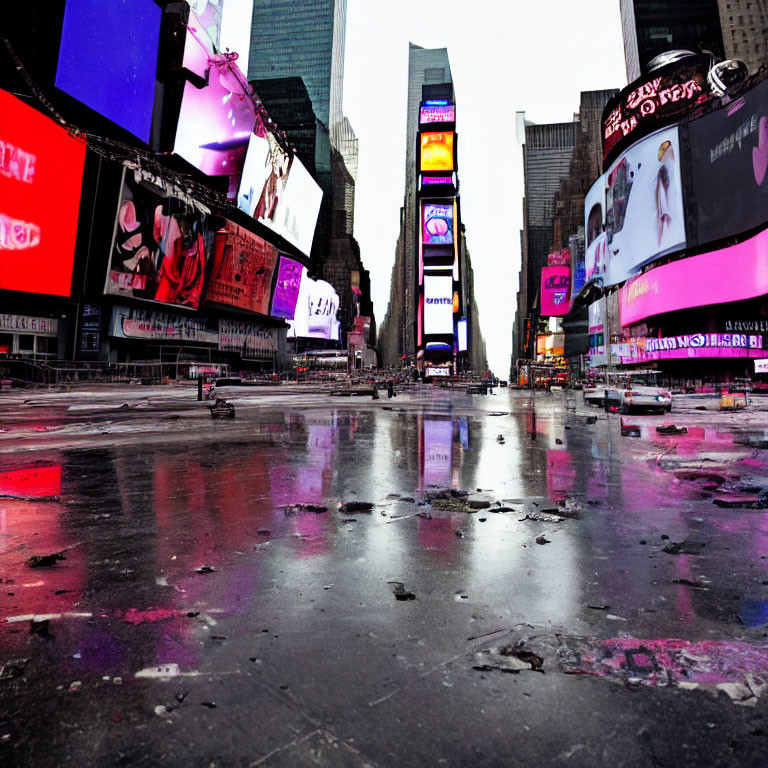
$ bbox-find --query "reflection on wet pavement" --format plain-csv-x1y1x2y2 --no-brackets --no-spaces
1,389,768,765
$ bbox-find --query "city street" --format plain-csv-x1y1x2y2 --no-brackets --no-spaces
1,384,767,766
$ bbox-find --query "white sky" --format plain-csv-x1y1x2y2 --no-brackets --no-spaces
343,0,628,376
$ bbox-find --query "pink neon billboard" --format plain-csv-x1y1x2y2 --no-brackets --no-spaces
620,227,768,326
540,266,571,316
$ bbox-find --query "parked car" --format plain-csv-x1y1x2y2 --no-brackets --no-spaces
618,386,672,414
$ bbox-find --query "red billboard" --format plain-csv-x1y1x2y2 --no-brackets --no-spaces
540,266,571,316
204,221,278,316
0,89,85,296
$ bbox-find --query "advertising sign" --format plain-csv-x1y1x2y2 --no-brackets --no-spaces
422,175,453,186
585,126,686,287
457,317,468,353
287,269,340,340
0,90,85,296
218,318,276,359
0,315,58,335
419,104,455,124
109,306,218,344
423,275,454,336
270,255,304,319
755,359,768,373
56,0,161,143
420,132,454,172
619,226,768,326
602,55,711,168
106,171,208,310
204,221,277,315
619,333,763,364
422,203,454,245
689,76,768,246
547,249,571,266
540,266,571,316
174,12,257,177
78,304,100,354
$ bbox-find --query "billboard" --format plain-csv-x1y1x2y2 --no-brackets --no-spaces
585,126,686,287
423,275,454,335
287,269,340,340
422,203,454,245
547,249,570,266
174,12,257,177
0,90,85,297
457,317,468,353
689,76,768,246
420,132,454,172
270,255,304,319
602,55,711,168
619,226,768,326
419,104,455,124
755,359,768,373
219,319,277,359
540,266,571,316
106,170,208,309
619,333,763,365
237,134,322,257
204,221,277,315
109,306,218,344
56,0,161,143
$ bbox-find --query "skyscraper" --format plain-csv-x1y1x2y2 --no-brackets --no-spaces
620,0,725,81
717,0,768,72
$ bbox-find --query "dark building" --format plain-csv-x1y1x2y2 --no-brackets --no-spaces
620,0,725,81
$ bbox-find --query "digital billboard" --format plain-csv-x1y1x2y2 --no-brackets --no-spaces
287,269,340,341
755,359,768,373
585,126,686,287
540,266,571,316
423,275,454,335
619,333,764,365
422,203,453,245
0,90,85,297
174,12,257,177
602,55,712,168
547,249,570,266
106,171,208,310
56,0,161,143
238,135,322,257
419,104,455,124
688,76,768,246
619,226,768,326
204,221,277,315
457,317,468,353
271,255,304,319
420,132,454,172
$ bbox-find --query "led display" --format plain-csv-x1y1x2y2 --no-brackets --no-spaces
422,203,453,245
0,90,85,296
271,255,304,319
420,132,454,172
619,333,764,364
56,0,161,143
204,221,278,315
422,175,453,186
457,318,468,353
540,266,571,316
287,268,340,340
419,104,455,124
106,170,208,310
755,359,768,373
423,275,454,335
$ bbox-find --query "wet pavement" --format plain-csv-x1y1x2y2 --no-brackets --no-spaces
1,384,768,766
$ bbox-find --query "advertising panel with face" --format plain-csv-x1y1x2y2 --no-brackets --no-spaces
540,266,571,316
602,55,712,168
422,203,453,245
601,126,686,286
420,132,454,173
174,12,257,177
423,275,454,336
288,269,340,340
584,175,608,284
204,221,277,315
689,77,768,246
56,0,161,143
106,171,208,309
0,90,85,296
271,255,304,319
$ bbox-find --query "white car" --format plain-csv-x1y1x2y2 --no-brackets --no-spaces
618,386,672,414
584,385,620,407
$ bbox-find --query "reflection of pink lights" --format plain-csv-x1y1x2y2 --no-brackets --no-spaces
0,466,61,498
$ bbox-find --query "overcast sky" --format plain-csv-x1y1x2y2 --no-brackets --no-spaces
343,0,628,376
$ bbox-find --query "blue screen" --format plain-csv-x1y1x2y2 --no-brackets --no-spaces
56,0,161,143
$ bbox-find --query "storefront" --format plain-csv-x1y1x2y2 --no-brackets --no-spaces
0,314,62,360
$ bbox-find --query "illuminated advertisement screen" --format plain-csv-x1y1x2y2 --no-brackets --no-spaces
287,268,340,340
547,249,570,266
540,266,571,316
422,175,453,186
755,359,768,373
219,318,276,359
419,104,455,124
689,76,768,246
0,90,85,297
238,135,322,257
106,170,208,310
423,275,454,335
56,0,161,143
602,55,712,168
271,255,304,319
422,203,453,245
109,306,218,344
585,126,686,287
204,221,278,315
619,226,768,326
619,333,763,364
457,318,468,352
420,132,454,172
174,12,257,176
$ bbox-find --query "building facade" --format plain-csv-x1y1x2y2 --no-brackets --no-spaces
718,0,768,72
